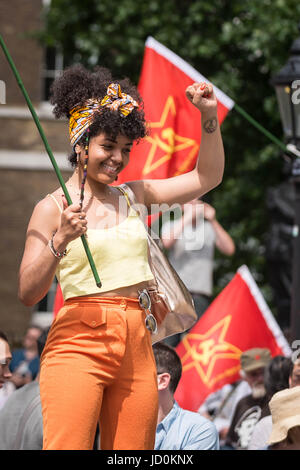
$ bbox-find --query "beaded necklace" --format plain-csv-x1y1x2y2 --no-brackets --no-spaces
79,131,90,210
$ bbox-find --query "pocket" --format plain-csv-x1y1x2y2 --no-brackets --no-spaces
80,304,107,328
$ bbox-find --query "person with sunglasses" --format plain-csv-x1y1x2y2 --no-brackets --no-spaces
0,331,13,408
18,64,225,450
0,331,12,396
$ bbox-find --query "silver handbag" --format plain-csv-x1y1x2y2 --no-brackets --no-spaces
119,184,197,343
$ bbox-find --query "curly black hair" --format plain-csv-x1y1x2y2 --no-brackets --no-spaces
50,64,148,167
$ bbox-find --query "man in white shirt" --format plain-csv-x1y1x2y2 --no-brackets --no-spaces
161,199,235,347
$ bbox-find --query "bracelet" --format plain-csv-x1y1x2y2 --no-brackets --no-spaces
48,234,67,259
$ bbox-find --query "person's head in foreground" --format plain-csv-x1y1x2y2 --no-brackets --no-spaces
268,386,300,450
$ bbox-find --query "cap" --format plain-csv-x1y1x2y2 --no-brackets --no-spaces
240,348,271,372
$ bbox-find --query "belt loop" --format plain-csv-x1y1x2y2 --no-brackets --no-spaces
120,299,127,310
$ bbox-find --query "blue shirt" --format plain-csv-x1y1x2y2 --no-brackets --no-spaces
155,401,219,450
9,350,40,380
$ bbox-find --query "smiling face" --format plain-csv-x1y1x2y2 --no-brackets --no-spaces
76,132,133,184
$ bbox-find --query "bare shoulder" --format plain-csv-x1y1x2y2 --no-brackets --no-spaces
28,191,62,235
33,191,61,215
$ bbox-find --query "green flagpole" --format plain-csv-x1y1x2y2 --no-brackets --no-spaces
233,103,291,155
0,34,102,288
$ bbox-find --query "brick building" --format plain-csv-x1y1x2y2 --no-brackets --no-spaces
0,0,71,345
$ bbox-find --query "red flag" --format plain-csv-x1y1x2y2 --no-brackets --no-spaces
117,36,234,183
53,283,63,319
174,265,291,412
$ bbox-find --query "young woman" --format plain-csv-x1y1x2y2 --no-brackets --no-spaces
18,64,224,450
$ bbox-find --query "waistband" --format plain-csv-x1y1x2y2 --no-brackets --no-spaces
64,295,141,310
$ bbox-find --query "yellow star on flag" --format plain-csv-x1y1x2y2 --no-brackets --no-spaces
142,96,199,176
180,315,242,388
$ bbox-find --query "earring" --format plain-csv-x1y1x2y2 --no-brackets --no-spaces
75,153,80,172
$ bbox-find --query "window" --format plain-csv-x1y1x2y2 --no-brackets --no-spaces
42,46,64,102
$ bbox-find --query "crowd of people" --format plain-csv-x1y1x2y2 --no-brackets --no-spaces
1,327,300,450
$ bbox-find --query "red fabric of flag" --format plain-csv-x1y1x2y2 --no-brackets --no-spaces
174,265,291,412
53,283,63,319
117,37,234,183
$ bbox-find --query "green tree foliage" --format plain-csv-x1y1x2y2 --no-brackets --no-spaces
40,0,300,318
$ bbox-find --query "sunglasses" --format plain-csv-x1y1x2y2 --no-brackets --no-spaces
138,289,158,334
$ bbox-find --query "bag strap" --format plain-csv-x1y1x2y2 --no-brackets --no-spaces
13,394,41,449
118,183,135,201
118,184,159,286
118,184,148,223
115,186,131,208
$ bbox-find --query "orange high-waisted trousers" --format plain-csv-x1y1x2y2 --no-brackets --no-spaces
39,296,158,450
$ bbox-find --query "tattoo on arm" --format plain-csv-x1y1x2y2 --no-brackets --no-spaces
203,117,218,134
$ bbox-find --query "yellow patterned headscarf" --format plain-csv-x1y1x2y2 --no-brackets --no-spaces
69,83,139,147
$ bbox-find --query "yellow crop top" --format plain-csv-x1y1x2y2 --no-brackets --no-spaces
49,187,154,300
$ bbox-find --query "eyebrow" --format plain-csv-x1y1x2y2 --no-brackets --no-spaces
104,138,132,146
